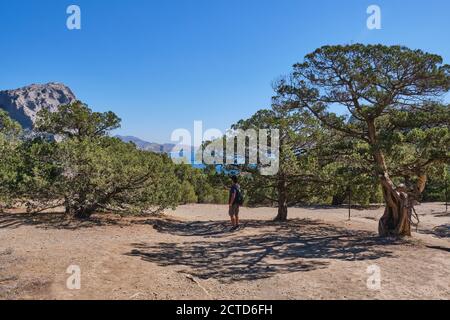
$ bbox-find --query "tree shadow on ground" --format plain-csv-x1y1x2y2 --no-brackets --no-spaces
426,245,450,253
128,218,404,282
431,211,450,218
0,212,122,230
419,224,450,238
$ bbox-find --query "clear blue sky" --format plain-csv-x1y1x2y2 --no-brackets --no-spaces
1,0,449,143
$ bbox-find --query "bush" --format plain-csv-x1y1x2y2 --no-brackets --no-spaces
179,181,198,204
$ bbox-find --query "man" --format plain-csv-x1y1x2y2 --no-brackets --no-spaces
229,175,241,231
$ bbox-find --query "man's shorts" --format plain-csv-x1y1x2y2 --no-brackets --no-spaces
229,204,240,217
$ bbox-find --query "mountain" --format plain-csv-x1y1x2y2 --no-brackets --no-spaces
0,83,176,154
0,82,77,129
116,135,175,153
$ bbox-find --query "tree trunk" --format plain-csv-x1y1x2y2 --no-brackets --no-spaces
332,191,346,206
275,175,288,222
64,195,97,220
378,174,427,237
64,197,72,215
378,186,411,237
67,203,96,220
73,209,94,220
366,119,427,237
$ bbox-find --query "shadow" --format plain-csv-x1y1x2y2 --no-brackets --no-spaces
292,204,383,211
151,219,231,238
426,245,450,253
0,212,122,230
127,218,402,282
418,224,450,238
432,211,450,218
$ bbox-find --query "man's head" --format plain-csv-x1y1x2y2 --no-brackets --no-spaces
231,175,238,184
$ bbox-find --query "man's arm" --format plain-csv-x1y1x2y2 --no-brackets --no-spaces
229,190,236,207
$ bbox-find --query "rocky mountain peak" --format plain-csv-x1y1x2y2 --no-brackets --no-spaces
0,82,175,154
0,82,77,129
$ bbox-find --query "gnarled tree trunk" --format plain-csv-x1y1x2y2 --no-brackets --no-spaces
378,174,426,237
275,174,288,222
378,182,411,237
367,120,426,237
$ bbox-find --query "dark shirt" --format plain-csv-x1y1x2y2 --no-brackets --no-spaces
229,184,240,205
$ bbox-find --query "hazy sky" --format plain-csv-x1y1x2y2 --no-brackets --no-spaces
1,0,449,143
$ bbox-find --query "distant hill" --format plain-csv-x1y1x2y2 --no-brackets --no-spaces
0,83,176,154
0,82,77,129
116,135,199,158
116,135,175,154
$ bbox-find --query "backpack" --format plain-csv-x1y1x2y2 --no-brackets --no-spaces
236,187,245,206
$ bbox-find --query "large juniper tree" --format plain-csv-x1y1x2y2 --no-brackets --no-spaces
29,101,181,219
279,44,450,236
230,99,327,221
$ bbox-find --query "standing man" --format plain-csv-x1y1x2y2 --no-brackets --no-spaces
229,175,241,231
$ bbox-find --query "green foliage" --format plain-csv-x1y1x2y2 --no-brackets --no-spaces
278,44,450,208
16,136,182,217
0,110,22,208
174,165,229,204
18,103,181,218
56,137,181,217
2,44,450,221
35,101,121,139
422,165,450,202
228,102,331,219
179,180,198,204
17,138,62,210
0,109,22,136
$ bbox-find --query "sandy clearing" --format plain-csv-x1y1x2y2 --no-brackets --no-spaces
0,203,449,300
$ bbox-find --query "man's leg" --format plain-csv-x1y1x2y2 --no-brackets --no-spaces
233,205,240,227
230,215,236,227
229,205,236,227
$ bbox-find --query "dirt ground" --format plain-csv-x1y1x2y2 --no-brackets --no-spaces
0,203,449,300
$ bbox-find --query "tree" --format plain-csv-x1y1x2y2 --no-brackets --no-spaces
174,164,229,204
35,101,121,139
422,164,450,202
230,100,327,221
178,180,198,204
29,102,181,219
319,130,384,206
0,109,22,135
279,44,450,236
57,137,181,218
0,110,22,209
